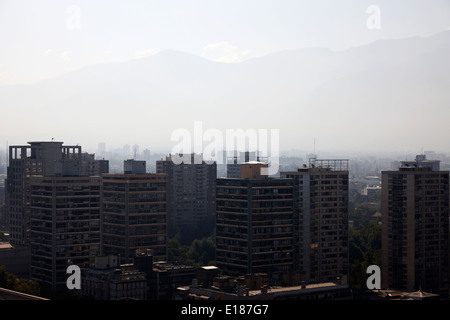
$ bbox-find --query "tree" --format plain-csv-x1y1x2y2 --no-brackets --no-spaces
168,236,216,267
0,265,41,296
348,224,381,289
187,237,215,267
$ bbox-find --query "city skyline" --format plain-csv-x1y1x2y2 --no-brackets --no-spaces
2,0,450,306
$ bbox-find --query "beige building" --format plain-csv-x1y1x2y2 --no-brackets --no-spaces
240,161,269,179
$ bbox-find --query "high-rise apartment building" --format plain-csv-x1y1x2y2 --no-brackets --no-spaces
5,141,108,246
6,142,82,246
216,163,296,285
29,175,102,291
101,160,168,264
281,158,349,284
156,154,216,241
381,155,449,296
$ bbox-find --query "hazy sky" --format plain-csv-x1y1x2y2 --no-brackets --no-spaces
1,0,450,86
1,0,450,157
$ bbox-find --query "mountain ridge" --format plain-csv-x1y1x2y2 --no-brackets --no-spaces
1,30,449,153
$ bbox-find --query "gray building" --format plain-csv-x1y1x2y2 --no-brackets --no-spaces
381,156,449,297
216,164,296,286
156,154,216,242
5,141,107,246
281,158,349,284
82,255,147,300
6,141,81,246
101,160,168,264
29,175,102,291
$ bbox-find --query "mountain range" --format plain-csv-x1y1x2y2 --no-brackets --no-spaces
1,31,449,154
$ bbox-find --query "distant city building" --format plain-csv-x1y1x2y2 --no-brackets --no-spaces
281,157,349,284
400,154,440,171
362,185,382,196
142,149,151,160
381,155,449,297
97,142,106,157
80,152,109,176
123,159,146,174
101,160,168,264
156,154,216,241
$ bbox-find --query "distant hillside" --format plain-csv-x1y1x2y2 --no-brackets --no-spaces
1,31,449,153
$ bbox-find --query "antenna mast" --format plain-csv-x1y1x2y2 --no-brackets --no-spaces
314,138,316,156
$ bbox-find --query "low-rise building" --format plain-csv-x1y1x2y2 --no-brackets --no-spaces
82,255,147,300
176,272,351,300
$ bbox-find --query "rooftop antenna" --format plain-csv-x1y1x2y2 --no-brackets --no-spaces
313,138,316,156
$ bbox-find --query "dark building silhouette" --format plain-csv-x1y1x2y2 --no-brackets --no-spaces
281,158,349,285
216,162,296,286
381,155,449,297
101,160,168,264
156,154,216,243
5,141,108,247
30,175,102,291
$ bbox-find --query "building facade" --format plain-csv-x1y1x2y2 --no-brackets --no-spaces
5,141,107,246
381,156,449,297
156,154,216,241
82,256,147,300
29,175,102,291
281,158,349,284
216,173,296,286
101,161,168,264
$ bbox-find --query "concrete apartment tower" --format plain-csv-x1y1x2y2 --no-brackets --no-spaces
30,175,102,291
156,153,216,242
281,158,350,285
381,155,449,297
5,141,108,247
6,141,81,246
216,162,296,286
101,160,168,264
